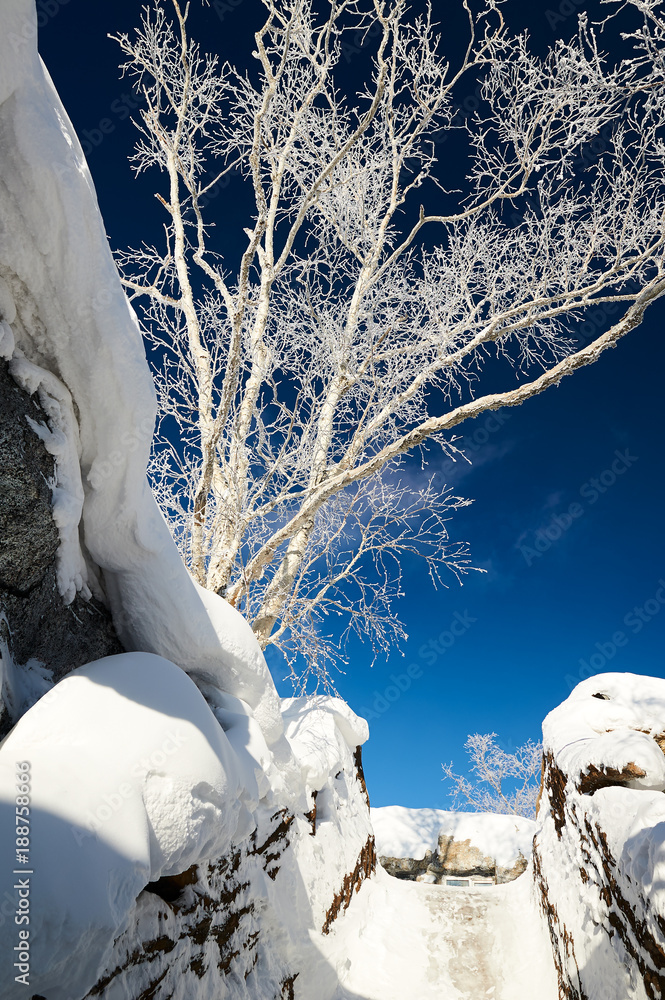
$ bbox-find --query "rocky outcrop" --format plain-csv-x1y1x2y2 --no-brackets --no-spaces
81,808,298,999
0,646,376,1000
0,358,122,735
322,834,377,934
380,833,528,885
372,806,537,887
534,675,665,1000
74,761,374,999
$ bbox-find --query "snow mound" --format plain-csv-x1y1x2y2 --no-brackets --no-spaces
0,652,252,1000
542,671,665,792
371,805,537,867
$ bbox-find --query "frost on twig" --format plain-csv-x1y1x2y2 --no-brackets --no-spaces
112,0,665,687
442,732,543,820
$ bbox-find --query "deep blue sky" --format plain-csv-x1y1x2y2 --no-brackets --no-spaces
38,0,665,809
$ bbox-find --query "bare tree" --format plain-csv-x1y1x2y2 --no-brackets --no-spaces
442,733,543,819
112,0,665,687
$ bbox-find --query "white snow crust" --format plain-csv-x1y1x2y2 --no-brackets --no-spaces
281,696,374,938
283,695,369,791
371,805,537,867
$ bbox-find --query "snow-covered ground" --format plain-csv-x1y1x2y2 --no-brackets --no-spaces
320,864,557,1000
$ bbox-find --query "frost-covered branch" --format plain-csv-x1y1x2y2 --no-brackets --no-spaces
113,0,665,687
442,733,543,819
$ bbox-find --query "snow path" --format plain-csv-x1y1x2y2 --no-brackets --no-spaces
320,866,558,1000
426,888,502,998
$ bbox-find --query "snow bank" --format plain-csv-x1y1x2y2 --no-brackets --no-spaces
371,805,537,867
535,672,665,998
0,652,252,1000
0,0,283,745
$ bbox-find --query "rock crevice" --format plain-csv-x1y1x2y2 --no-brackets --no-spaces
0,358,122,735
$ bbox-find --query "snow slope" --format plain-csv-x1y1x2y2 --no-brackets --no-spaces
371,806,537,867
0,0,283,746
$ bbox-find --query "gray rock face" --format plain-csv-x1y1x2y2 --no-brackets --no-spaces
0,358,122,735
380,832,528,885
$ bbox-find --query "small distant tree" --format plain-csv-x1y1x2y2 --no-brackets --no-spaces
112,0,665,688
442,733,542,819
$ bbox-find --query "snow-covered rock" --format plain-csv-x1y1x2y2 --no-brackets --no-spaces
0,359,122,737
534,673,665,999
372,806,537,866
0,0,282,747
48,688,375,1000
0,653,253,1000
282,696,375,944
283,695,369,792
372,806,536,883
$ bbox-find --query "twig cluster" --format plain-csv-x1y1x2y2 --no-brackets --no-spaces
112,0,665,687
